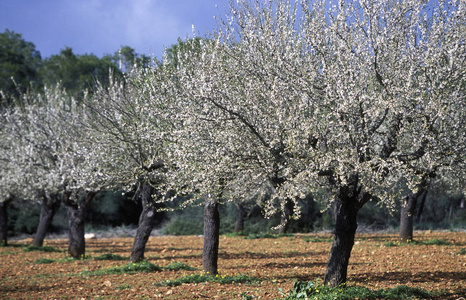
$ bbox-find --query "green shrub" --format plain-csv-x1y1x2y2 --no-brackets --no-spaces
7,200,40,235
282,281,438,299
155,273,261,287
458,248,466,255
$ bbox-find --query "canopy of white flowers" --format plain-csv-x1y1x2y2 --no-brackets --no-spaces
1,0,464,218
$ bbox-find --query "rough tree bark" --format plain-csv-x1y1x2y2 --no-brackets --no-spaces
33,193,61,247
234,202,246,233
416,190,428,222
278,198,293,234
324,175,369,287
64,191,96,258
203,198,220,274
130,182,158,263
400,189,426,242
0,198,13,246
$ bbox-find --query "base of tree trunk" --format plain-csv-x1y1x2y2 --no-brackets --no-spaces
64,192,95,259
324,195,359,287
130,183,157,262
0,199,13,246
130,206,157,262
203,199,220,274
33,194,61,247
400,190,424,243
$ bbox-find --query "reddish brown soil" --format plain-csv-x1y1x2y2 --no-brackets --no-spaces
1,231,465,299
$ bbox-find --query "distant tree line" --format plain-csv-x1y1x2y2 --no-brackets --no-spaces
0,29,151,108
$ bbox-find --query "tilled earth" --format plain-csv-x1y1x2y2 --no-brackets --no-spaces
1,231,465,299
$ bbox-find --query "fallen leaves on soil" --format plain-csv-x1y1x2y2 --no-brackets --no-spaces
1,231,465,299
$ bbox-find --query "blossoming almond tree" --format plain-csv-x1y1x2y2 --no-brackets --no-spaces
1,94,63,247
170,34,306,274
82,67,180,263
173,0,465,286
302,0,464,286
2,87,100,257
0,112,22,245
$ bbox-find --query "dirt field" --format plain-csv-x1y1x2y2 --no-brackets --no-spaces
1,231,465,299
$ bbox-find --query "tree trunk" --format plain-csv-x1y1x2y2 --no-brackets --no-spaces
234,203,246,233
64,191,96,259
415,190,428,222
400,189,425,242
203,198,220,274
324,174,369,287
130,182,157,263
324,195,359,287
33,193,61,247
0,198,13,246
278,198,293,234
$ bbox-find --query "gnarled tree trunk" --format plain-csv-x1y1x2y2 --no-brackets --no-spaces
33,193,61,247
416,190,428,222
0,198,13,246
130,182,157,263
278,198,293,234
64,191,96,259
203,198,220,274
400,189,426,242
324,175,369,287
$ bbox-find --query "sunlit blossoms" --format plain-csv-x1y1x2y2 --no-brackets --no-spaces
167,0,465,285
0,0,463,286
1,87,95,201
170,0,464,215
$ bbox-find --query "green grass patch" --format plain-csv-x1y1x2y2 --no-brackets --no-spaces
384,238,452,247
23,245,62,252
94,253,127,261
116,284,132,290
458,248,466,255
303,236,333,243
155,273,261,287
282,281,441,299
224,232,246,237
384,241,401,247
35,258,55,264
34,257,82,264
164,261,197,271
244,233,293,239
419,238,451,246
1,243,27,248
81,260,162,276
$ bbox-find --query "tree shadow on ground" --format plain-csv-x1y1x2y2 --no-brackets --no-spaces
219,250,328,260
351,271,466,284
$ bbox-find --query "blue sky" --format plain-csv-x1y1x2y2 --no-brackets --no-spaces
0,0,225,59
